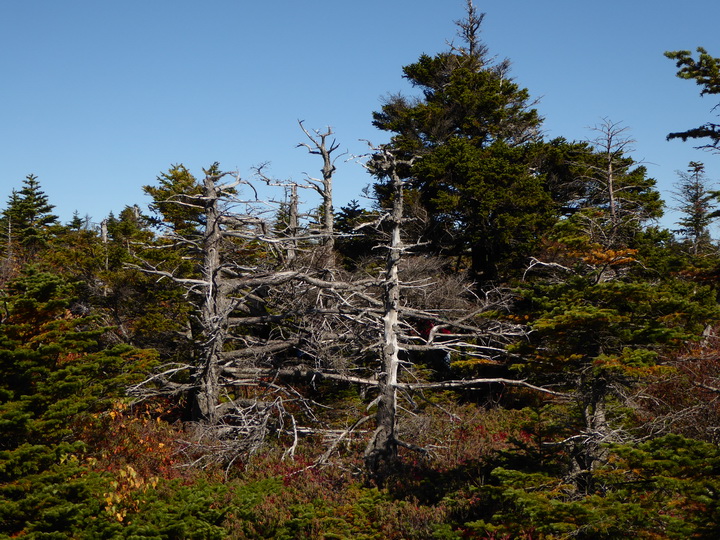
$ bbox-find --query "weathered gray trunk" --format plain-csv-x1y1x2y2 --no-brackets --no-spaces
192,175,231,423
320,146,335,253
297,122,338,262
286,184,299,264
570,379,612,494
607,154,617,227
364,159,403,472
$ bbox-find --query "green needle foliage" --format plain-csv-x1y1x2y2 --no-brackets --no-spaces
666,47,720,151
3,5,720,538
465,435,720,539
371,5,553,283
1,175,60,280
0,267,157,538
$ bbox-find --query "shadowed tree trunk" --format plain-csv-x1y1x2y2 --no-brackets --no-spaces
192,172,231,422
364,149,405,473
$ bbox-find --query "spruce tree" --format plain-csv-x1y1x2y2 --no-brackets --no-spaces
0,175,59,269
673,161,719,255
0,267,155,537
514,230,719,496
371,1,553,282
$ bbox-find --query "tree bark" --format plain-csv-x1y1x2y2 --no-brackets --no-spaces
364,152,404,473
191,173,231,422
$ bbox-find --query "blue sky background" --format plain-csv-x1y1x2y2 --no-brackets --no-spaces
2,0,720,231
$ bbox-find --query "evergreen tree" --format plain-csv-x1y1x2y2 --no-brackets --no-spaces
673,161,719,254
471,435,720,538
0,175,59,273
0,269,146,446
371,1,553,282
4,174,59,247
334,199,380,267
514,236,719,495
0,267,155,537
666,47,720,151
144,164,205,237
67,211,85,231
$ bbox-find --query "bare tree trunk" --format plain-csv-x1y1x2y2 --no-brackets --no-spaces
129,160,551,468
588,118,635,242
286,183,299,264
192,173,231,423
319,144,335,253
297,121,341,260
607,157,617,227
364,152,404,473
566,375,613,494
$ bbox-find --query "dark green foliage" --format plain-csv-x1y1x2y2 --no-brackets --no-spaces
673,161,720,254
517,276,716,373
67,211,86,231
370,9,555,283
510,222,720,504
4,9,720,537
101,206,193,356
1,175,60,282
144,164,205,236
0,268,155,443
0,175,59,255
461,435,720,539
411,138,555,280
666,47,720,150
334,200,382,267
0,268,156,538
566,119,664,251
514,244,719,416
0,443,119,539
107,477,280,539
372,49,541,154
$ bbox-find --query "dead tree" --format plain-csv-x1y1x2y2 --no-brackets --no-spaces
285,183,299,264
363,147,407,472
572,118,661,248
193,171,230,422
255,121,342,268
128,162,367,460
129,167,250,423
355,146,554,475
297,121,343,255
128,159,561,472
588,119,634,229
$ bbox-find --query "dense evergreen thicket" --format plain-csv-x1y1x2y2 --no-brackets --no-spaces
3,3,720,538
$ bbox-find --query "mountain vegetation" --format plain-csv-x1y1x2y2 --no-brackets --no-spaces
3,2,720,538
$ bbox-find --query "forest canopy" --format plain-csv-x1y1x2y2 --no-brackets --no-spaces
2,3,720,538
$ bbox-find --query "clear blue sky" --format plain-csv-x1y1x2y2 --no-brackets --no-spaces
2,1,720,231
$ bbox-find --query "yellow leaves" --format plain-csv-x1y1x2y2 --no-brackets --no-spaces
104,486,126,522
119,464,138,481
58,452,79,465
106,400,130,422
103,465,160,522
